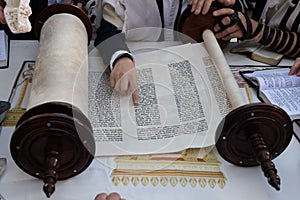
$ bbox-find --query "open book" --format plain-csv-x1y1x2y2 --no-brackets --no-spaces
88,31,243,156
230,41,284,65
242,68,300,120
0,30,9,68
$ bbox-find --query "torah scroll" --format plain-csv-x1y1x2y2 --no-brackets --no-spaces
10,5,95,198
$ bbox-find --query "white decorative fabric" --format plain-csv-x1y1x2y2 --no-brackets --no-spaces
4,0,32,33
101,0,190,41
103,0,162,41
261,0,300,32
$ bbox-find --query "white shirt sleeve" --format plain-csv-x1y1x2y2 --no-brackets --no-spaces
109,50,135,70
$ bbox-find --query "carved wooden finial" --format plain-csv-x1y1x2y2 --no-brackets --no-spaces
43,152,59,198
216,103,293,191
249,133,280,190
10,103,95,198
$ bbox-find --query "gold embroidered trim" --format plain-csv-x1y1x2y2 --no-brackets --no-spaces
111,175,227,189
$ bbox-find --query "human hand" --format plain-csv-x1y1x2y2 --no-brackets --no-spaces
110,57,138,105
76,2,84,10
212,7,259,41
189,0,236,15
94,192,125,200
289,58,300,76
0,5,6,24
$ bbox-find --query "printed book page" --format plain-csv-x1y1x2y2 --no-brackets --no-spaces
230,41,283,65
251,46,283,65
230,40,258,53
242,68,300,119
88,38,235,156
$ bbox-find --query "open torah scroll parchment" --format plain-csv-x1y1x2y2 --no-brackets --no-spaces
89,32,242,156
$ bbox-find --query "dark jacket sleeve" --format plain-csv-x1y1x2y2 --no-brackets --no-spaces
94,18,130,67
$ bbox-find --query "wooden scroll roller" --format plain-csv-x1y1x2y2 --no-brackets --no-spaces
202,30,293,191
177,2,229,49
10,4,95,198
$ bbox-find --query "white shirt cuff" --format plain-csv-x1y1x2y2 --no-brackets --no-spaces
110,50,135,71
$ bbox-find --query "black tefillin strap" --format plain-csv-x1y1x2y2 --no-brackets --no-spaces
218,9,254,41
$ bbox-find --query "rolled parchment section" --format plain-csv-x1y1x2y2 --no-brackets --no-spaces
203,30,293,191
202,29,246,108
10,5,95,198
28,13,88,116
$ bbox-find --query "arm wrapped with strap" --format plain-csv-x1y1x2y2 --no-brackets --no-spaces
258,26,300,58
223,9,300,58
